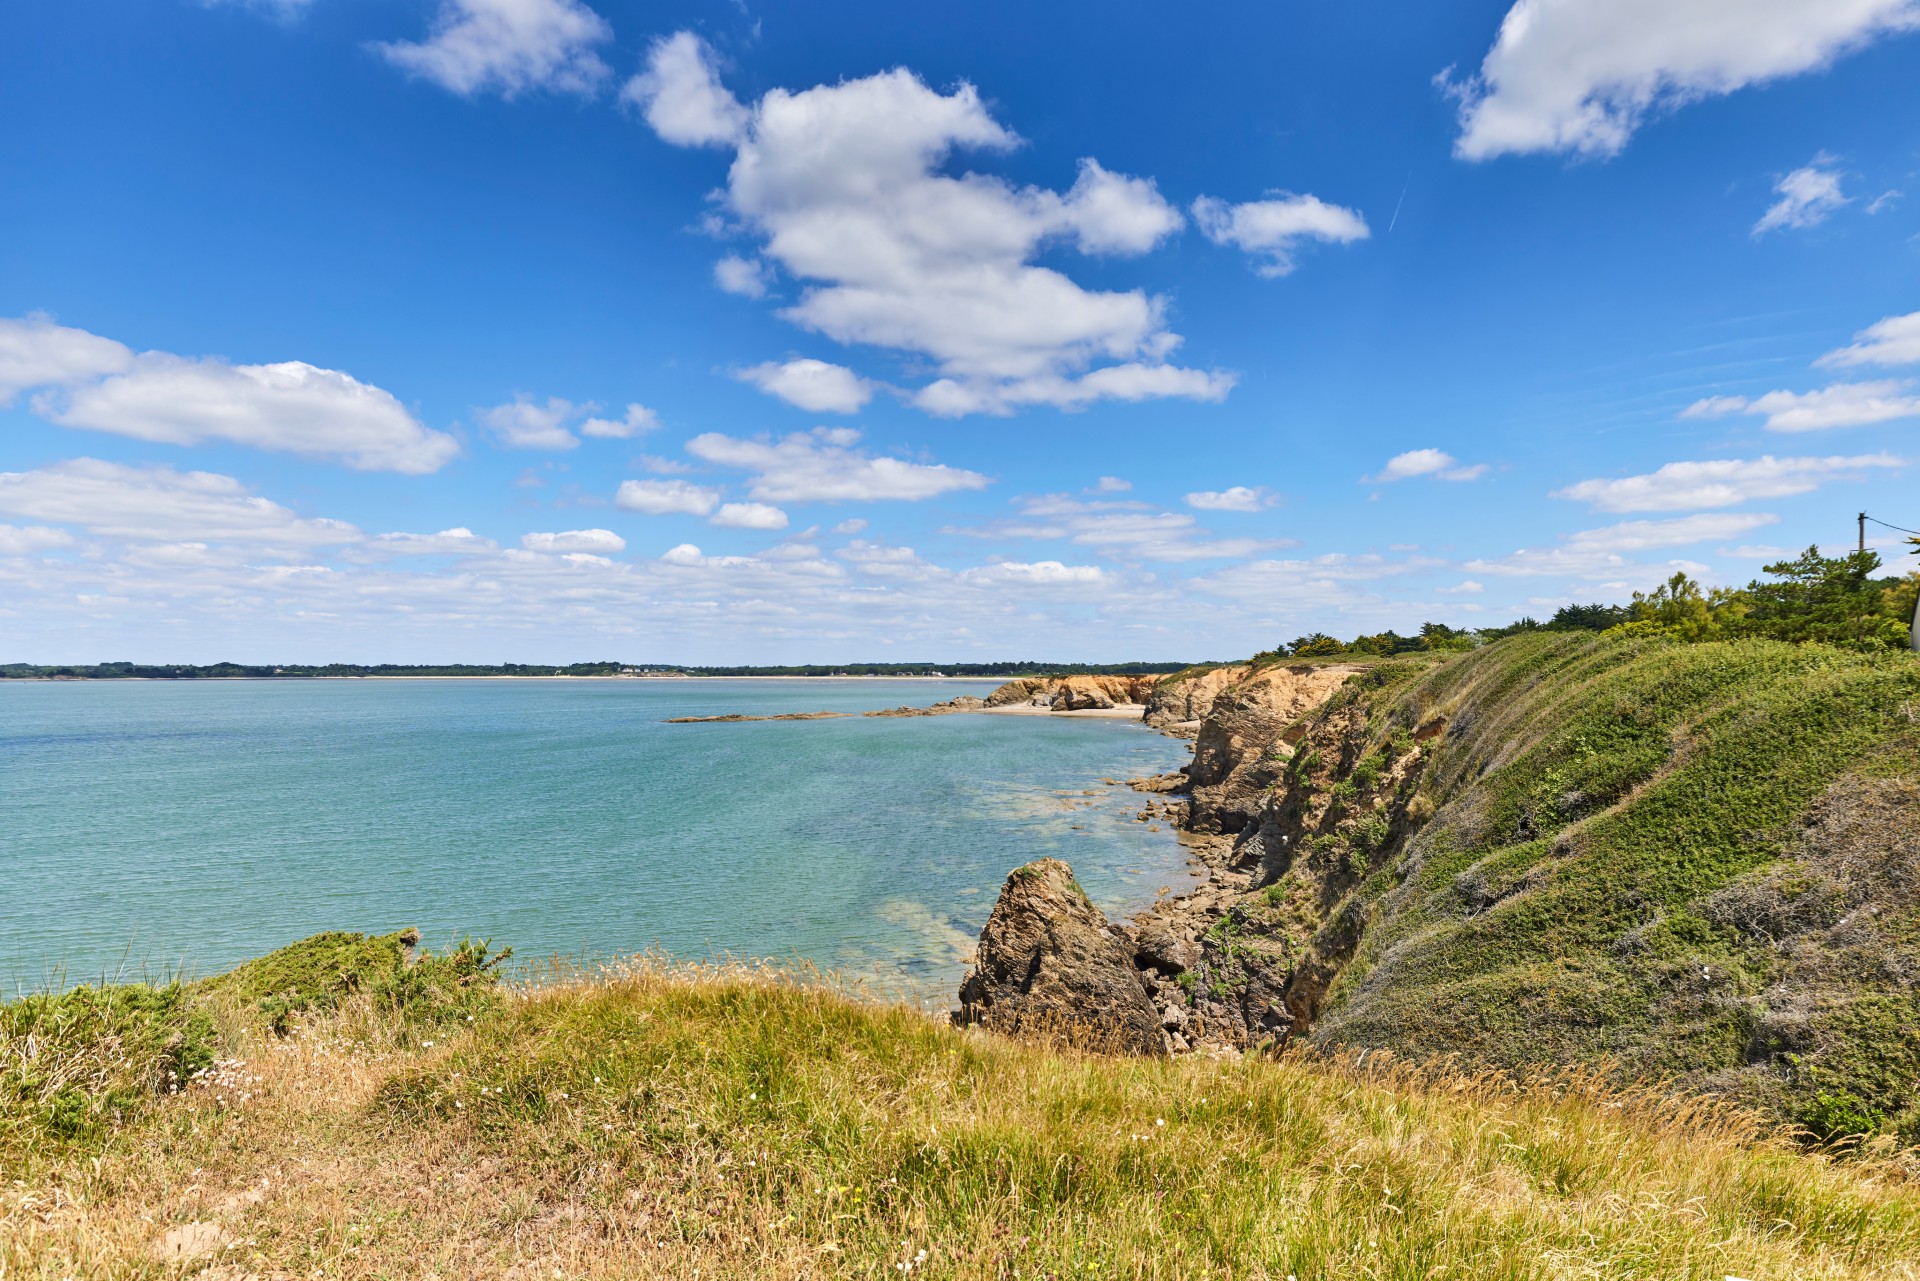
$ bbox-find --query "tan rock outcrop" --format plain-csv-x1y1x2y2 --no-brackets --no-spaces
983,678,1047,707
1142,664,1250,732
982,674,1159,710
957,859,1166,1055
1185,663,1368,833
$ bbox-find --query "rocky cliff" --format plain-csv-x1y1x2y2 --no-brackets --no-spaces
1180,662,1367,833
963,634,1920,1139
956,858,1166,1055
1139,664,1246,733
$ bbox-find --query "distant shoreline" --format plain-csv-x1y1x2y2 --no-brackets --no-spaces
2,674,1014,683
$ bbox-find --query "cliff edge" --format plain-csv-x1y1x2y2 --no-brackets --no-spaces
964,634,1920,1140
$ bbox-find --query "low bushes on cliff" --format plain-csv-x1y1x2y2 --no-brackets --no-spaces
1232,631,1920,1141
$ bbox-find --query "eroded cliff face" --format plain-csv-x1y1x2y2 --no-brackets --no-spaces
983,674,1162,709
1141,665,1248,733
1181,663,1369,834
1121,660,1409,1050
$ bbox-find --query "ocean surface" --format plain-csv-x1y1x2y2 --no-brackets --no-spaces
0,679,1197,1001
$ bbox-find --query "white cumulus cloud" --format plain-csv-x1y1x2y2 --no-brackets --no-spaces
622,31,749,146
0,315,133,403
1563,512,1779,551
960,560,1108,587
1683,382,1920,431
22,330,458,474
580,403,659,438
1051,160,1186,255
685,428,990,502
1466,512,1776,578
737,358,874,414
1365,449,1488,483
1754,154,1850,235
713,255,772,299
0,459,362,546
913,363,1235,417
480,396,658,446
1819,310,1920,368
1191,553,1439,614
376,0,613,99
479,395,581,449
1554,453,1903,511
0,524,76,555
630,35,1242,417
521,528,627,553
615,478,721,516
1190,193,1370,277
710,502,790,530
366,527,498,556
1445,0,1920,161
1185,486,1271,512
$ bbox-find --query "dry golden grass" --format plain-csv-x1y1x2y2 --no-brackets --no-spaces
5,957,1920,1280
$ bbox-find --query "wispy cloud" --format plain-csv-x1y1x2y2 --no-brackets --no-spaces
1753,154,1850,236
1555,453,1903,511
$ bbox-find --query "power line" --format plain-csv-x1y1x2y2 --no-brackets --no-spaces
1865,514,1920,537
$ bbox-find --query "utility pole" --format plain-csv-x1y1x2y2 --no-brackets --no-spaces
1859,512,1867,553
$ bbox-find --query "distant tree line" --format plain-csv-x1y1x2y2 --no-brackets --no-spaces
0,659,1192,680
1261,544,1920,660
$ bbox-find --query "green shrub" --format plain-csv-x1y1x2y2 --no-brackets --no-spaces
2,929,509,1166
1801,1092,1886,1146
1352,813,1392,855
0,982,215,1155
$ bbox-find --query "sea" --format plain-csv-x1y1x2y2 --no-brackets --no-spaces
0,678,1197,1003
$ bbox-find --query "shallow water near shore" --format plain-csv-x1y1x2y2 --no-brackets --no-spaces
0,679,1196,1001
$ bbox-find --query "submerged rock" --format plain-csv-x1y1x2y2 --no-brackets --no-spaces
665,711,851,723
957,858,1166,1056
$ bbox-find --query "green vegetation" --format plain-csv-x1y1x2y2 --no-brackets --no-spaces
8,952,1920,1278
1611,546,1917,650
0,981,216,1151
1,930,506,1165
1277,631,1920,1141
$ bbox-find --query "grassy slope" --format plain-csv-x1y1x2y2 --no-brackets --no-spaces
1294,633,1920,1136
6,952,1920,1279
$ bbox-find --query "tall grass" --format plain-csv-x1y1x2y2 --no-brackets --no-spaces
6,954,1917,1278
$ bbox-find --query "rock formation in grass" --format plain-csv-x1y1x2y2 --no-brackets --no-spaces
957,859,1166,1056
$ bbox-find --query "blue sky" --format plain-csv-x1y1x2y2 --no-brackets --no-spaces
2,0,1918,663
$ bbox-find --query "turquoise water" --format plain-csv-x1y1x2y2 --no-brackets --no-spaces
0,679,1196,1001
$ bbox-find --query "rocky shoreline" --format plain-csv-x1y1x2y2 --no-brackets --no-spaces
958,660,1376,1057
666,662,1375,1058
